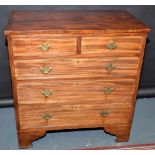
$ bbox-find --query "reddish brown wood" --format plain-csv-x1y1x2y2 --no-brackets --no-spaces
104,124,131,142
5,10,150,36
13,57,139,80
130,34,148,126
82,36,142,54
18,130,46,148
18,102,132,130
77,36,81,54
7,36,21,131
11,36,77,57
4,10,150,148
16,79,135,105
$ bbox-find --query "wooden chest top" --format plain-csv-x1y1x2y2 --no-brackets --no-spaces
5,10,150,35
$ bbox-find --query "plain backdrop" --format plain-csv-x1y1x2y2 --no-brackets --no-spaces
0,5,154,99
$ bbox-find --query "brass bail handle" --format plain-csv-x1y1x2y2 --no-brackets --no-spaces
106,41,117,50
105,63,117,72
39,43,50,51
103,87,114,94
100,111,110,117
42,113,53,120
41,89,53,97
40,66,52,74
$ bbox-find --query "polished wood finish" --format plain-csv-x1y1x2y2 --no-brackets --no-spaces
104,124,131,142
5,11,150,148
12,36,77,57
14,57,139,79
19,103,132,129
16,79,135,104
82,36,141,54
5,10,150,35
18,130,46,148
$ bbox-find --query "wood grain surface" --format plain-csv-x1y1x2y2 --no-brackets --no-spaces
12,36,77,57
14,57,139,79
5,10,150,35
18,103,132,130
5,10,150,148
16,79,135,104
82,36,141,54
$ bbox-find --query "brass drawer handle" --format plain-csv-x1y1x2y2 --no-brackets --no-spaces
39,43,50,51
42,113,53,120
105,63,117,72
40,66,52,74
103,87,114,94
106,41,117,50
41,89,53,97
100,111,110,117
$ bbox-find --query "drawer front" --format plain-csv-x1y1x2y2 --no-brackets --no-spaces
12,36,76,58
14,57,139,80
16,79,135,105
82,36,142,56
19,103,132,129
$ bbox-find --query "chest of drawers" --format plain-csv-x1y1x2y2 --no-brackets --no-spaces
5,10,150,148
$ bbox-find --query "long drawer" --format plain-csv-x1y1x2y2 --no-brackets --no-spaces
14,57,139,80
16,79,135,105
18,103,132,130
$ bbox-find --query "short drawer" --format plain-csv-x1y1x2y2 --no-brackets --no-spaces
14,57,139,80
81,36,142,56
18,103,132,130
16,79,135,105
12,36,76,58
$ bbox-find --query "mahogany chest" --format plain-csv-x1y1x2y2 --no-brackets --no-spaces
5,10,150,148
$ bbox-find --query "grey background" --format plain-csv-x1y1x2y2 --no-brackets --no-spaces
0,6,155,102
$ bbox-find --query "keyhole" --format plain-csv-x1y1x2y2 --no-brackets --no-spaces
77,60,80,64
